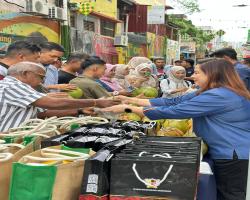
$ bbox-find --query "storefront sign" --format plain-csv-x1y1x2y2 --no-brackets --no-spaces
93,35,118,64
180,41,196,53
0,34,12,43
147,6,165,24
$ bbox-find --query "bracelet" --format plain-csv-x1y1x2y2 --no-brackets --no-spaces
93,99,97,107
113,91,119,96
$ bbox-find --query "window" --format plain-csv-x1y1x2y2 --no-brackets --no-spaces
100,20,115,37
83,20,95,32
55,0,64,8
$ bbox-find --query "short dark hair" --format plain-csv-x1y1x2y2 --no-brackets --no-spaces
197,58,219,65
243,58,250,64
39,42,65,53
67,53,89,63
174,60,181,63
184,59,194,67
6,41,41,57
154,57,165,62
81,56,106,70
210,48,237,60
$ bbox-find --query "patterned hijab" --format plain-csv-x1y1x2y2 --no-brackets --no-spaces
127,57,152,70
134,63,157,88
100,64,122,91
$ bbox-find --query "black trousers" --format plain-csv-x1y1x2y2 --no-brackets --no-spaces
213,155,249,200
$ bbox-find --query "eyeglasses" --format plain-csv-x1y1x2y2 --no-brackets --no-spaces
31,72,46,82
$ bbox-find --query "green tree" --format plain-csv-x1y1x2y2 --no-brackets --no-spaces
170,0,200,14
169,16,218,45
216,29,226,37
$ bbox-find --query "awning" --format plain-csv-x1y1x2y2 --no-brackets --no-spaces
90,11,122,23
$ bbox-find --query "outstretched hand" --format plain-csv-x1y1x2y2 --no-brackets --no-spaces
96,99,121,108
47,92,71,98
58,84,78,91
101,104,128,113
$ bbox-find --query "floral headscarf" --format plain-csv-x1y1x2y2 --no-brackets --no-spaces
127,57,152,70
134,63,157,88
100,64,123,91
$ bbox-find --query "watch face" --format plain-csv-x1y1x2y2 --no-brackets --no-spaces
124,108,132,113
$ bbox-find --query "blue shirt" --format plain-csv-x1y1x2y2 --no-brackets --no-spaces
95,80,113,92
234,62,250,91
144,88,250,159
44,65,58,86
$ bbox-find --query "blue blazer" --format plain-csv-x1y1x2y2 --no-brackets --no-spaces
144,88,250,159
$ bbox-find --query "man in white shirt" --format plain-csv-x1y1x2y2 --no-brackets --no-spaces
0,61,118,132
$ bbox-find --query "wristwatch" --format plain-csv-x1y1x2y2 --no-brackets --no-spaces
124,108,132,113
77,109,85,116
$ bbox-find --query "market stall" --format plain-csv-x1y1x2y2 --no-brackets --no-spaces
0,114,215,200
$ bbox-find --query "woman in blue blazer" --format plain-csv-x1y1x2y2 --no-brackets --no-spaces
102,58,250,200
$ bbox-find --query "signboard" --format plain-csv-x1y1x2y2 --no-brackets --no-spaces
166,39,180,65
147,6,165,24
127,43,147,58
180,41,196,53
147,32,166,58
93,35,118,64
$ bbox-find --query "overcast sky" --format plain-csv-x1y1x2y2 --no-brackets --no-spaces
167,0,250,43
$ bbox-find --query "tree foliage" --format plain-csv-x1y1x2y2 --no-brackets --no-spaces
216,29,226,37
170,0,200,14
169,16,217,44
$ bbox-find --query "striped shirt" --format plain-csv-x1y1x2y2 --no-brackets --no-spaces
0,76,46,132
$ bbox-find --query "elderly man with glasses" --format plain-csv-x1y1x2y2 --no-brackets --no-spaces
0,61,118,132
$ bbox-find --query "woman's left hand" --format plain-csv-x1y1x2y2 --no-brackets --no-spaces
101,104,128,113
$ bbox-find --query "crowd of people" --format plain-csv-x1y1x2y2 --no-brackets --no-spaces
0,40,250,200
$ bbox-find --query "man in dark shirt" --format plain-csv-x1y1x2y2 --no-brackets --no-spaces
70,56,111,99
211,48,250,91
58,53,89,84
181,58,195,84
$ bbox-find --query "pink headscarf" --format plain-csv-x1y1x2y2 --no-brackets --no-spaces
103,64,116,77
100,64,123,91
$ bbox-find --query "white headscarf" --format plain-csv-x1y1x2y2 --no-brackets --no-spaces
134,63,157,88
114,64,130,89
127,57,152,70
114,64,128,79
168,66,187,88
135,63,152,76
